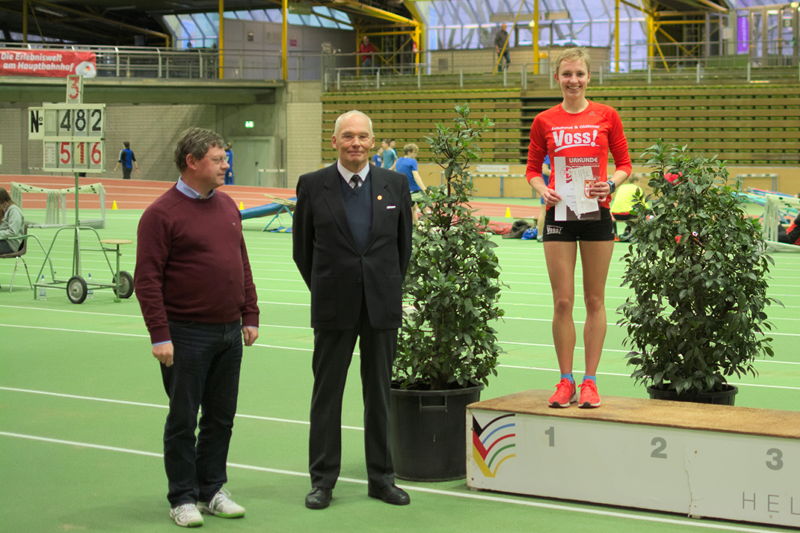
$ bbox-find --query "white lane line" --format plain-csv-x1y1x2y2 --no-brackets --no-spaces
0,387,363,431
0,304,311,319
0,431,780,533
0,323,797,369
3,305,799,335
0,323,148,337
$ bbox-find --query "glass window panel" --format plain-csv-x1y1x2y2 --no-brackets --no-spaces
250,10,269,22
163,15,183,35
193,13,215,38
232,10,254,20
330,8,351,24
178,15,202,46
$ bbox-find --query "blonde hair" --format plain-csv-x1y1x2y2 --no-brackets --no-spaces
554,47,591,75
403,143,418,155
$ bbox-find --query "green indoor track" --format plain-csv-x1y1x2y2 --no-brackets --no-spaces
1,207,799,533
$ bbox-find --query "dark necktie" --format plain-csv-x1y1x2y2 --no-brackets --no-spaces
350,175,362,189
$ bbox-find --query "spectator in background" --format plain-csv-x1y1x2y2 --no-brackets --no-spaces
778,212,800,245
381,139,397,170
0,187,24,254
359,36,378,73
610,176,644,241
224,143,234,185
395,143,426,219
114,141,139,180
371,145,383,167
494,24,511,72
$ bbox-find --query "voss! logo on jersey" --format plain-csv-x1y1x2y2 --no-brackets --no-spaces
553,126,599,152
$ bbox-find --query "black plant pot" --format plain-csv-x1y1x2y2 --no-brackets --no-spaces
647,384,738,405
389,384,483,481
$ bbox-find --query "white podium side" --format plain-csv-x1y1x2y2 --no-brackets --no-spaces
467,390,800,528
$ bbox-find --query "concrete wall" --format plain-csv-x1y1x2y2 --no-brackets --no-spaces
0,79,282,183
285,81,323,189
223,18,353,81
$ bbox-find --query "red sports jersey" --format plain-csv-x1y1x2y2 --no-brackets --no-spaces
526,101,632,210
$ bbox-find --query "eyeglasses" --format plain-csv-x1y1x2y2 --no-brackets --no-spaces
340,133,372,142
207,156,229,164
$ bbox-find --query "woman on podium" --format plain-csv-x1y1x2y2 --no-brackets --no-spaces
525,48,632,408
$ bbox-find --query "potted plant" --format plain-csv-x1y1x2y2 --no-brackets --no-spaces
390,105,504,481
618,142,777,405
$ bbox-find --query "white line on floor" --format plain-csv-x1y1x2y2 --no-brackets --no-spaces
0,430,782,533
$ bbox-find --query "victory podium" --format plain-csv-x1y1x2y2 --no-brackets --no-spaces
467,390,800,528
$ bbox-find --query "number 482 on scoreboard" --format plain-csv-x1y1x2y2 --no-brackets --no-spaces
43,140,104,172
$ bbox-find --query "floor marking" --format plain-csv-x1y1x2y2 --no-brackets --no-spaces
0,387,363,431
0,323,148,337
1,322,797,371
3,305,798,335
0,431,782,533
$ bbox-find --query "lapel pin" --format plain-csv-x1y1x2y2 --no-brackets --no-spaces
377,195,383,201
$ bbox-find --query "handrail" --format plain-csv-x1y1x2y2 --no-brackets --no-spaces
1,41,797,88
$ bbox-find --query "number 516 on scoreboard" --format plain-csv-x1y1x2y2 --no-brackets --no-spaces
43,140,104,172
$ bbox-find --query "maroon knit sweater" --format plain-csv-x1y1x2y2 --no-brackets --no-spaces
134,186,259,343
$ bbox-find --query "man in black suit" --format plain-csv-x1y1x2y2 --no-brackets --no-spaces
293,110,413,510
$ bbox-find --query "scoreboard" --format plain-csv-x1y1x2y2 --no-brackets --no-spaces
28,75,106,173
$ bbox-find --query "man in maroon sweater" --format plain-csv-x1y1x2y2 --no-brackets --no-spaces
134,127,259,528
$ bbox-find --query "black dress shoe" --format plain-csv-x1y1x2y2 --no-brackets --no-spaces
305,487,332,509
368,484,410,506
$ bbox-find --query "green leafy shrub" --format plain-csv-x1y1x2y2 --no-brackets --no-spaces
394,105,504,390
619,142,777,395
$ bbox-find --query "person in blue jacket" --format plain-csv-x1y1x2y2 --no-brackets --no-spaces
394,143,426,219
224,143,234,185
114,141,139,179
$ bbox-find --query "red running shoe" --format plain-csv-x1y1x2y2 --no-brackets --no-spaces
578,380,601,408
548,378,577,408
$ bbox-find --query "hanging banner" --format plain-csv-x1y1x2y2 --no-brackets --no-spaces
0,49,97,78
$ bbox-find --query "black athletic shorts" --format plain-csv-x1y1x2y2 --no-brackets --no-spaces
543,206,614,242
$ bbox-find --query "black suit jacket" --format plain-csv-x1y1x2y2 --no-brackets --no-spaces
293,163,412,330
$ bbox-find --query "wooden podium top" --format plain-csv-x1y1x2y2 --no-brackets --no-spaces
470,390,800,440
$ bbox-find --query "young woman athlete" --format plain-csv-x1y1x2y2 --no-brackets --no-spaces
526,48,632,408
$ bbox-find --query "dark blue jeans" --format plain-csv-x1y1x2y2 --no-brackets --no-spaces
160,319,243,506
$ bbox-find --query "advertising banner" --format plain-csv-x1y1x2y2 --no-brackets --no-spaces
0,49,97,78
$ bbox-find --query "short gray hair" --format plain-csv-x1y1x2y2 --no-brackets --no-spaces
333,110,373,137
174,127,225,171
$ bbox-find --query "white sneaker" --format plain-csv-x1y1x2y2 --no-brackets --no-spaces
169,503,204,528
198,489,246,518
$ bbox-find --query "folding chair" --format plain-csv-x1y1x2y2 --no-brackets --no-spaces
0,224,49,292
